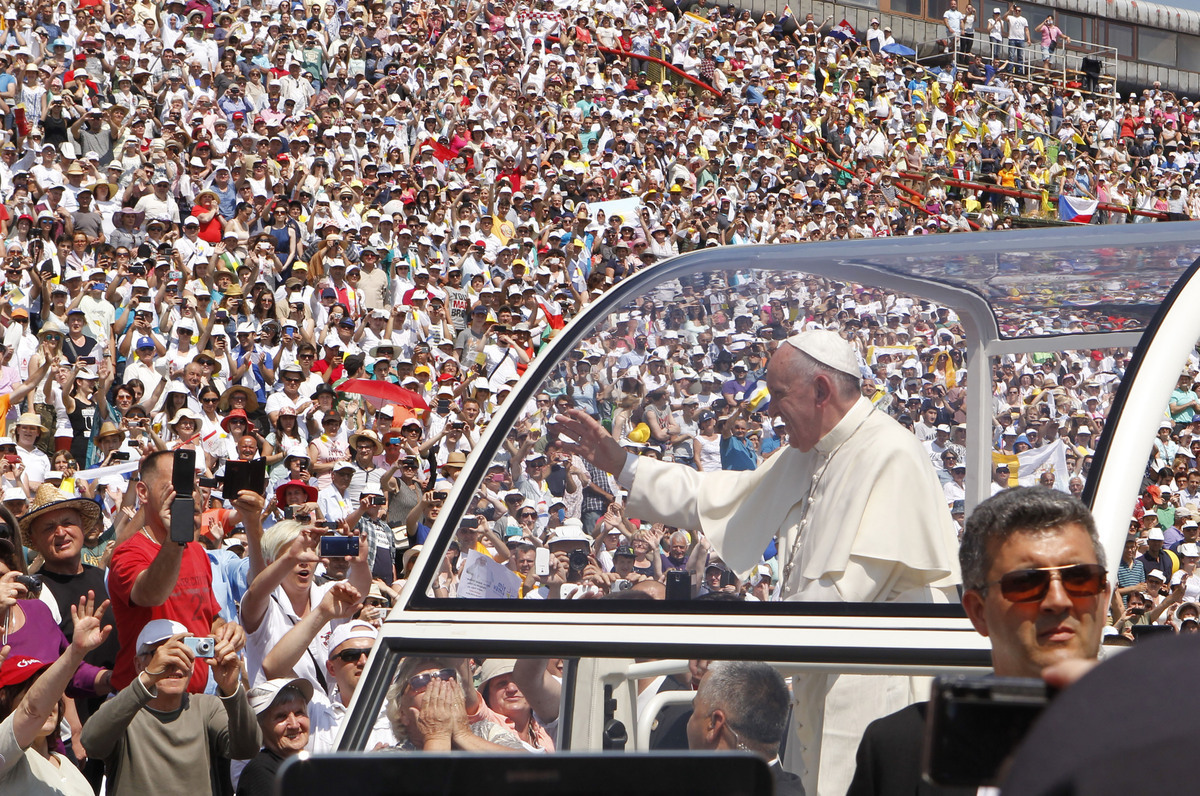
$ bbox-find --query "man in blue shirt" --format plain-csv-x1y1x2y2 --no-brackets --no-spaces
719,404,758,471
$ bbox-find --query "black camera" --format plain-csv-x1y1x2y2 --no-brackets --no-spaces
568,549,589,573
14,574,42,597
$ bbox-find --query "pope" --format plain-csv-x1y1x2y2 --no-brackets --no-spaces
556,329,963,796
556,329,962,603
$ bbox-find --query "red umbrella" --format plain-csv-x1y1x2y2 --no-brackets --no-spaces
337,379,429,411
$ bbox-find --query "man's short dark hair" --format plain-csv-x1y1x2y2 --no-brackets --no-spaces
702,661,789,748
139,449,175,483
960,486,1106,593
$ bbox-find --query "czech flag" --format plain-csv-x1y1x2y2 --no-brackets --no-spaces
1058,196,1098,224
830,19,857,41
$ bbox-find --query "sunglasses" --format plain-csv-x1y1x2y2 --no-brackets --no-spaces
332,647,372,663
404,667,456,694
990,563,1107,603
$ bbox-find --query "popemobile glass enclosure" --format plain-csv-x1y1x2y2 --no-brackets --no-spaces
338,223,1200,786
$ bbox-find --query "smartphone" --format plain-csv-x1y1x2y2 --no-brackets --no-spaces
433,491,448,502
172,449,196,496
216,310,229,322
282,506,295,519
437,398,450,414
534,546,551,577
719,569,739,589
321,520,340,529
79,356,95,365
183,636,216,658
198,477,219,488
923,675,1053,788
112,451,130,461
665,570,691,601
320,535,360,557
223,458,267,497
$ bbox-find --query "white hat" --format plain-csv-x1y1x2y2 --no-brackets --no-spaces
326,620,377,653
2,487,26,502
247,677,314,715
1148,528,1165,541
784,330,860,378
136,618,190,653
546,522,590,546
1180,542,1200,558
1147,569,1167,581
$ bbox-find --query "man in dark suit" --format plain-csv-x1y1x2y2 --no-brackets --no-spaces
687,661,805,796
848,487,1112,795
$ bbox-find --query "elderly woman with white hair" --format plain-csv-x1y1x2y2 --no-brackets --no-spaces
239,518,370,698
384,657,526,753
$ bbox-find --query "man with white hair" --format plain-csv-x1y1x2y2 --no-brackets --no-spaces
558,330,960,795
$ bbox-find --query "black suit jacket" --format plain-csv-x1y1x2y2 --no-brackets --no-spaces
846,702,974,796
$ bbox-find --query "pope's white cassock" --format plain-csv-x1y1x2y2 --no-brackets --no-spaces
620,394,962,796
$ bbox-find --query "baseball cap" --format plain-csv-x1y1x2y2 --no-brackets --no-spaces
0,655,52,688
247,677,314,716
136,618,190,653
326,620,377,652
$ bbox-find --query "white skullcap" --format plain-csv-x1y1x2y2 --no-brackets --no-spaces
784,331,861,379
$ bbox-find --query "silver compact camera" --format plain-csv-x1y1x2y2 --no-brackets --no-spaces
183,637,216,658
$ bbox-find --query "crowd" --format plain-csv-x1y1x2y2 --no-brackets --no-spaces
0,0,1197,790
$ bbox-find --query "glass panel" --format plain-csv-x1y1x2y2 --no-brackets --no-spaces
928,0,951,24
340,652,953,796
424,267,973,605
1107,22,1134,59
1138,28,1177,67
989,348,1131,497
891,0,924,17
1179,35,1200,73
1056,13,1084,44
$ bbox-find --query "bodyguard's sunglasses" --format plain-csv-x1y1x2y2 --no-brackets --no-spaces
990,563,1107,603
403,668,456,694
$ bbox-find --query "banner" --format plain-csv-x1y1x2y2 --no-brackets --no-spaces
587,196,643,225
458,550,523,599
992,439,1071,492
1058,196,1098,223
866,344,918,365
682,11,717,33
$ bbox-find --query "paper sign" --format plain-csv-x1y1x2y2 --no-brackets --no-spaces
458,550,523,599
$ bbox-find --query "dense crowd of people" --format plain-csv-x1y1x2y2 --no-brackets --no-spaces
0,0,1197,790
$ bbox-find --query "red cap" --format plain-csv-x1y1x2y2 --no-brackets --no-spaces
233,112,245,120
473,240,485,247
0,656,51,689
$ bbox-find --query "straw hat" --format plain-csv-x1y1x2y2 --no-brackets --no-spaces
95,421,126,441
348,429,383,456
218,384,260,412
14,413,48,433
18,483,102,544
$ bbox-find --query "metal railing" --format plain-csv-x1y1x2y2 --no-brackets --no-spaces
913,34,1119,108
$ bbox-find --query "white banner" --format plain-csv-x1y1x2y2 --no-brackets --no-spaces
458,550,523,599
1016,439,1071,492
587,197,643,225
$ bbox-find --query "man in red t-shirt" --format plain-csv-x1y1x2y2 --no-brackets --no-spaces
106,450,253,693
